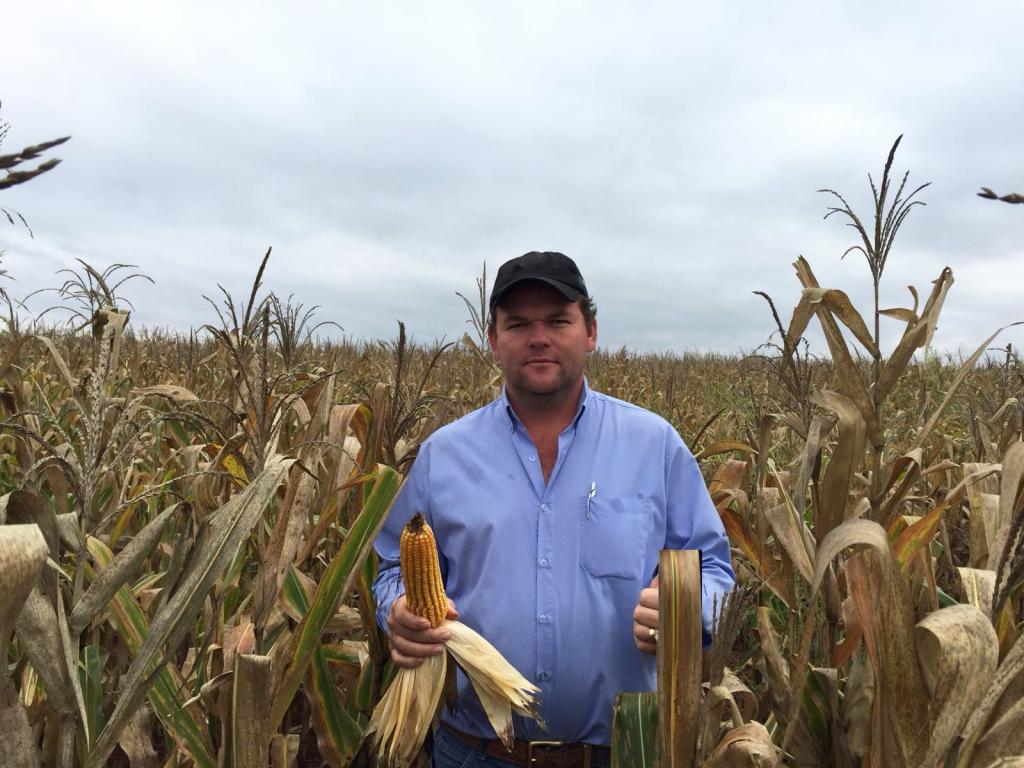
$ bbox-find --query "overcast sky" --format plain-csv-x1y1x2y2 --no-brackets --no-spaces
2,2,1022,357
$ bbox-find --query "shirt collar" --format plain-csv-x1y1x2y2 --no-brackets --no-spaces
501,378,592,434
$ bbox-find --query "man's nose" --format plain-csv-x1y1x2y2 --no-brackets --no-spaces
527,320,551,345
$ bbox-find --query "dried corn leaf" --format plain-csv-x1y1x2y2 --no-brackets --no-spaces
70,503,178,635
0,676,39,768
257,375,335,629
794,414,829,521
658,549,703,768
755,607,790,713
709,460,751,501
14,587,77,717
921,267,954,348
754,608,821,764
970,695,1024,768
876,269,952,407
694,440,757,462
705,721,779,767
802,287,879,358
764,501,814,584
912,324,1023,453
794,259,875,437
446,619,542,737
832,595,864,668
808,391,866,541
879,307,918,324
718,507,793,606
814,520,930,767
721,669,757,724
959,631,1024,767
881,449,923,522
893,485,965,569
0,525,48,768
131,384,199,401
958,568,997,618
915,604,999,766
989,442,1024,571
699,684,744,756
841,651,874,761
119,706,158,768
0,525,49,660
846,549,930,767
971,494,1001,569
231,653,273,768
369,653,447,767
784,285,815,352
269,734,299,768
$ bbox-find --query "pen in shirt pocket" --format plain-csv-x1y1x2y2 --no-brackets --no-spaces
586,481,597,518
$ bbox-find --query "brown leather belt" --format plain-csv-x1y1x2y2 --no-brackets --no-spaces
441,722,610,768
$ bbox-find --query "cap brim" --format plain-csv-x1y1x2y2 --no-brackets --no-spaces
489,277,585,313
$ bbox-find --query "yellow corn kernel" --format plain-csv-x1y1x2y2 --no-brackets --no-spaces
400,513,448,627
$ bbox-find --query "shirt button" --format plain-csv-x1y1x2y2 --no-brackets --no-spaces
540,503,550,512
538,614,550,624
538,671,551,681
528,455,536,462
539,558,549,567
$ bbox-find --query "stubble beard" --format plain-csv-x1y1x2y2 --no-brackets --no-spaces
506,360,584,409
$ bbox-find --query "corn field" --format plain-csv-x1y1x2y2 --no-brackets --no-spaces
2,133,1024,767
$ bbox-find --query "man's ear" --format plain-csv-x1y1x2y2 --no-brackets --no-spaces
586,316,598,352
487,323,498,354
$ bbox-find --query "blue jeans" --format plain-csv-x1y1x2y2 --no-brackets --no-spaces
431,726,611,768
432,725,520,767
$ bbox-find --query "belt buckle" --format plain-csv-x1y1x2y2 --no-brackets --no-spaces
527,740,565,764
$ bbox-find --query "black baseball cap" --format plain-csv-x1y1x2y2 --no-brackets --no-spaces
489,251,589,315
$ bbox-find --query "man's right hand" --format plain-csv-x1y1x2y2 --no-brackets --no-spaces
386,594,459,668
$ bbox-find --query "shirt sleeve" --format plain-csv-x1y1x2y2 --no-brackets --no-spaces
663,431,736,647
371,443,433,632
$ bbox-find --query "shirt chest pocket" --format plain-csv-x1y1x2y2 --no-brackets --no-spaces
579,496,651,580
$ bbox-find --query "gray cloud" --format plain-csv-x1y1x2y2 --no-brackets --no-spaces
2,1,1022,356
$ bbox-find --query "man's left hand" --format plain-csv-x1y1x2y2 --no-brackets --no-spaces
632,574,659,655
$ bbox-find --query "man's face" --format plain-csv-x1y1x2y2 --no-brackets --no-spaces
487,281,597,402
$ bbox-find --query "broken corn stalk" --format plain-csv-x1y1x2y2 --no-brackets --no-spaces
368,513,542,767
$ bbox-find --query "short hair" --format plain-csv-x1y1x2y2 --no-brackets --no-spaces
487,295,597,333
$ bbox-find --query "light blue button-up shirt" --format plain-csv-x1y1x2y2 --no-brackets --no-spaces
372,381,734,746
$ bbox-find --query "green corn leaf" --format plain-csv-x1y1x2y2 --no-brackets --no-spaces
350,655,376,723
88,454,295,768
611,691,659,768
283,565,368,764
271,464,401,730
86,538,216,768
800,670,831,748
306,648,364,768
79,645,105,749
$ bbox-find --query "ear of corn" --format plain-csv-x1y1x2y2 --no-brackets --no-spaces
368,513,543,766
400,512,448,627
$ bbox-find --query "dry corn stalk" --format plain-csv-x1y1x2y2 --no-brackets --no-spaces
368,513,542,767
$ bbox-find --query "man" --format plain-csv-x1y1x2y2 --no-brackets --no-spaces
372,252,734,767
